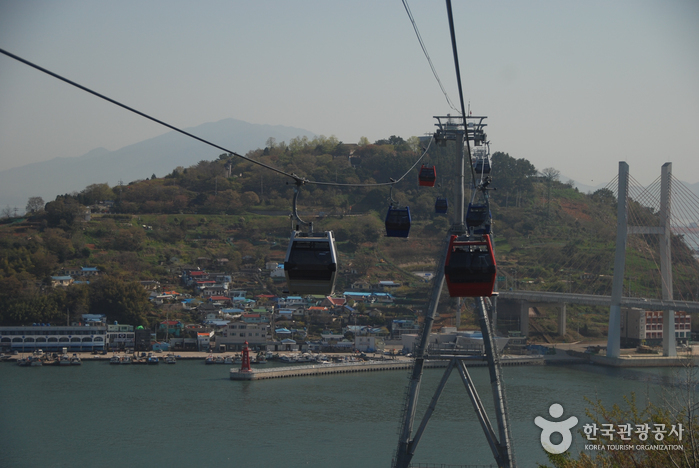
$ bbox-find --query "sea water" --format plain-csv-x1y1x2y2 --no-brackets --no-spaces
0,360,690,467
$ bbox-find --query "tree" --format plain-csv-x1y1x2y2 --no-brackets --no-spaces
80,183,115,205
89,276,150,326
26,197,45,213
540,167,561,221
1,205,11,219
540,167,561,183
540,368,699,468
490,152,538,207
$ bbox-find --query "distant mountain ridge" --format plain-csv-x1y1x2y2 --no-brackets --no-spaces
0,118,316,212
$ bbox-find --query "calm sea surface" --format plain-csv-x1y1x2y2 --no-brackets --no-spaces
0,360,690,467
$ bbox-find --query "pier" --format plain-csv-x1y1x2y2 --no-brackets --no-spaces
229,356,544,381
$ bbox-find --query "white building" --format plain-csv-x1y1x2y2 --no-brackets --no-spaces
215,321,270,351
0,325,108,353
354,336,385,353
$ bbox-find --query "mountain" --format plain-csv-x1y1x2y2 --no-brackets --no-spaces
0,118,316,212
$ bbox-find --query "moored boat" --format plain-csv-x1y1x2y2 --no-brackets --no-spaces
70,354,82,365
164,354,176,364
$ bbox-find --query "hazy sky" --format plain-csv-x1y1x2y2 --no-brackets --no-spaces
1,0,698,186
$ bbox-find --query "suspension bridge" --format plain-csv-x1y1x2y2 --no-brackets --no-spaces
493,161,699,359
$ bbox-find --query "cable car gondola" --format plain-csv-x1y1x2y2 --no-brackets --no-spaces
473,157,491,177
435,197,448,214
444,234,496,297
284,230,338,295
418,165,436,187
466,203,491,235
385,205,411,238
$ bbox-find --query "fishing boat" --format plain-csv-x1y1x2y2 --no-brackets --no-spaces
146,353,159,365
16,357,30,367
59,354,72,366
109,354,122,365
70,354,82,365
254,353,267,364
164,354,176,364
205,354,215,365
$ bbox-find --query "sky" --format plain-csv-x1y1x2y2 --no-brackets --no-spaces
0,0,698,186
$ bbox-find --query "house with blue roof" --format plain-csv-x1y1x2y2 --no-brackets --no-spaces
343,291,393,303
81,266,100,276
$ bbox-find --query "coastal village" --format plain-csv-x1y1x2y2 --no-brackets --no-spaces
1,262,425,361
2,260,696,371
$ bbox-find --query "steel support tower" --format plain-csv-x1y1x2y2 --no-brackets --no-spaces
393,116,515,468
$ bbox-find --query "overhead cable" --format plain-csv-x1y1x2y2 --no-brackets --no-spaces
401,0,460,114
445,0,477,188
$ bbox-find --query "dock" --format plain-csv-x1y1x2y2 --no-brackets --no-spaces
229,355,544,380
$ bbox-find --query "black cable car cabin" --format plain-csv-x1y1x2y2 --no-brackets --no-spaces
385,205,411,238
418,165,436,187
473,157,491,176
466,203,491,235
444,234,496,297
284,231,338,295
435,197,448,214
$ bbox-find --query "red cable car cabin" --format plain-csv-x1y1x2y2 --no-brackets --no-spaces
418,165,436,187
444,234,496,297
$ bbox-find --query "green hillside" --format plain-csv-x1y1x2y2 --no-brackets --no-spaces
1,135,697,340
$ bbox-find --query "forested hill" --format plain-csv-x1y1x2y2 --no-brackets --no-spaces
1,134,698,331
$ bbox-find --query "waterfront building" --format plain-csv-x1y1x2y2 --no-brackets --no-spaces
197,331,213,351
134,326,151,351
0,324,107,353
620,308,692,347
106,324,135,350
354,336,385,353
215,321,270,351
390,319,420,339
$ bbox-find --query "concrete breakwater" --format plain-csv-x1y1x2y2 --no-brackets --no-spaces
230,355,544,380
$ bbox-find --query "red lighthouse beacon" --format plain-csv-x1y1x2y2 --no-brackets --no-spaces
240,341,252,373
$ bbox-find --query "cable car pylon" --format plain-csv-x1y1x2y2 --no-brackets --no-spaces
392,115,515,468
